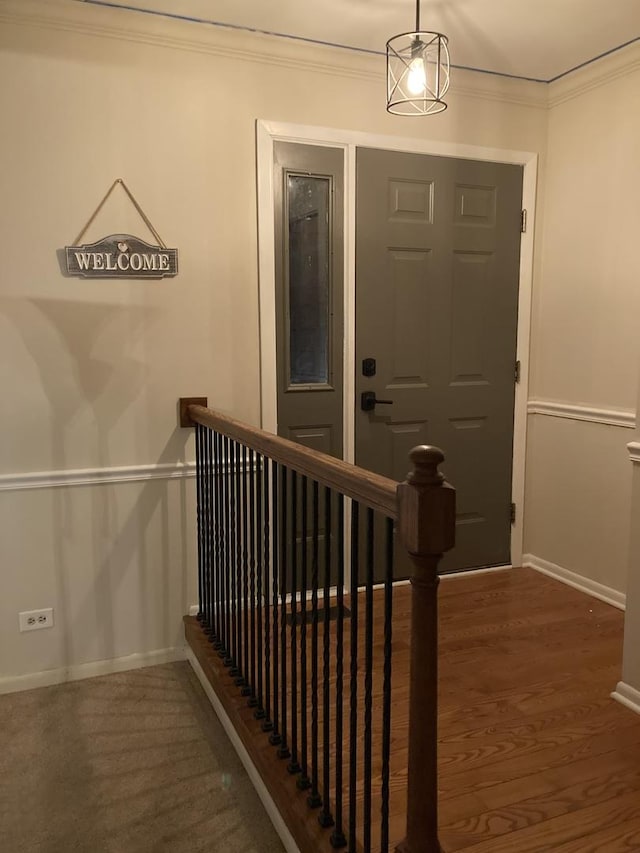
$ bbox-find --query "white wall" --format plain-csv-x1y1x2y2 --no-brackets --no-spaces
0,0,548,684
524,43,640,600
0,476,195,684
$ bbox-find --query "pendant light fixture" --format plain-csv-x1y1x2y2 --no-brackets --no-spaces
386,0,450,115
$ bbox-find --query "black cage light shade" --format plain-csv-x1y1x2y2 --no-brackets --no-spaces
386,0,450,115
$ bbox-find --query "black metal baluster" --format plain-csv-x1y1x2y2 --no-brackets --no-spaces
278,465,291,760
331,494,347,849
239,444,250,695
308,480,322,809
223,436,232,666
219,433,229,658
348,501,360,852
288,472,300,774
229,439,237,669
298,475,311,791
230,440,237,667
202,428,212,637
232,441,242,679
262,457,273,731
363,508,375,853
248,448,258,708
214,431,224,652
207,428,216,640
269,460,282,746
319,487,334,829
195,424,205,623
213,432,220,638
380,517,394,853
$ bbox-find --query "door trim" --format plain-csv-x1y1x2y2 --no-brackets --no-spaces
257,119,538,568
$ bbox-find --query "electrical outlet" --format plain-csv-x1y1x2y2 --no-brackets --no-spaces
19,608,54,632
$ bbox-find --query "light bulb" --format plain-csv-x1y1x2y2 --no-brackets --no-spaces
407,56,426,95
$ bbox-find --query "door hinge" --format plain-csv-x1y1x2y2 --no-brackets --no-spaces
520,209,527,233
515,359,521,383
510,502,516,525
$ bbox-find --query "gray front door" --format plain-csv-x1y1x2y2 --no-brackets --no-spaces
355,147,523,572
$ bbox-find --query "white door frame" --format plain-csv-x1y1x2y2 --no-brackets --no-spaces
257,119,538,569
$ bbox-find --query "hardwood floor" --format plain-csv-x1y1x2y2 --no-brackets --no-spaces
186,568,640,852
437,568,639,853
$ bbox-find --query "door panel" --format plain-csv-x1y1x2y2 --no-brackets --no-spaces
355,147,523,573
285,424,334,456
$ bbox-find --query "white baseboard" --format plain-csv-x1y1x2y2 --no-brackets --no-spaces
611,681,640,716
440,564,513,581
523,554,626,610
0,646,186,695
185,648,300,853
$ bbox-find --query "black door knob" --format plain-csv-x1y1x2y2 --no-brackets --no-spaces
361,391,394,412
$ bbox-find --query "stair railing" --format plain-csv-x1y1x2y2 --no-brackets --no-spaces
180,398,455,853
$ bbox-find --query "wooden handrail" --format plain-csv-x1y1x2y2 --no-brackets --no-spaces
183,402,399,519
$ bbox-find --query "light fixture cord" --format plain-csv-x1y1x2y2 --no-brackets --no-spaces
415,0,420,32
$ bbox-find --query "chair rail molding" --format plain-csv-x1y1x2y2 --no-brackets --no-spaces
628,442,640,463
0,461,196,492
528,399,636,429
0,454,262,492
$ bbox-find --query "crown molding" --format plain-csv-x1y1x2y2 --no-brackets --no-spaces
450,70,547,109
5,0,635,110
0,0,548,109
0,0,378,82
528,399,636,429
548,40,640,108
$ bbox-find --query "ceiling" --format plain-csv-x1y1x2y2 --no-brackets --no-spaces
79,0,639,82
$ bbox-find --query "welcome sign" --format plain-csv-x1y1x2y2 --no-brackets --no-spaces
65,234,178,279
62,178,179,280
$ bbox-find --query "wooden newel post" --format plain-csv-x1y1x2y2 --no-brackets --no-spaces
395,446,456,853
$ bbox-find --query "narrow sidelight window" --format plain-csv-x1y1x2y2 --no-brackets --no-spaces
286,174,332,387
